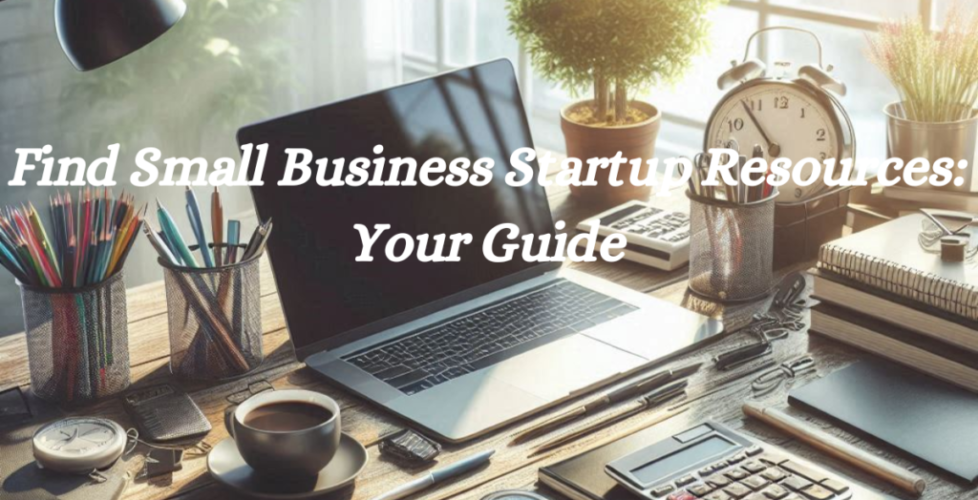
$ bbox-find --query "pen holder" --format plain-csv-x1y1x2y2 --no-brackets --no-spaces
687,191,775,303
19,272,131,406
161,245,263,380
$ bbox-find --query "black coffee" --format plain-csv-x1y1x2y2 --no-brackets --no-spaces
243,401,333,432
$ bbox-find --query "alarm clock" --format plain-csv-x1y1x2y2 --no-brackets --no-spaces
32,417,127,473
705,27,855,202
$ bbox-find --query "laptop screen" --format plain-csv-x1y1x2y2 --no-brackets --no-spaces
240,60,554,353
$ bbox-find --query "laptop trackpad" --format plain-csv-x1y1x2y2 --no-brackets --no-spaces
484,334,646,401
388,372,546,442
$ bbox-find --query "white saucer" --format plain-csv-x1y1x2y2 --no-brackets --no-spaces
207,432,368,499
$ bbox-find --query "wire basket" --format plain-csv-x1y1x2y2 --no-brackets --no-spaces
19,272,130,406
161,245,263,380
687,191,775,302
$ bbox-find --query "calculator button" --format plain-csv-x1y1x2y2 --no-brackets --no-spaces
727,452,748,464
760,468,787,482
699,466,715,477
711,461,729,471
745,446,764,456
819,479,849,494
724,469,750,481
707,475,731,488
667,493,696,500
779,462,828,483
676,475,697,487
688,483,714,496
651,484,676,497
742,460,767,473
763,484,789,499
703,493,732,500
742,476,770,491
723,482,752,498
782,477,812,492
799,485,834,500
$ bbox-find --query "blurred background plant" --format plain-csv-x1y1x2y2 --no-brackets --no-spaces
867,2,978,122
59,0,300,155
507,0,724,125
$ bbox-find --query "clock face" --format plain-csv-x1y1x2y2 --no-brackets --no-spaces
706,81,841,201
36,418,119,454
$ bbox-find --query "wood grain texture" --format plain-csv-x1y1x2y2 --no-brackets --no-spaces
1,178,975,500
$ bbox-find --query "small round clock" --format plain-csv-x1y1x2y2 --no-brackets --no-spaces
32,417,127,474
705,27,855,201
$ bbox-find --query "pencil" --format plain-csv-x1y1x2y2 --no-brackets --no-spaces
227,220,241,264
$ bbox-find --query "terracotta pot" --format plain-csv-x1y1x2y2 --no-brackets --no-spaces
560,100,661,204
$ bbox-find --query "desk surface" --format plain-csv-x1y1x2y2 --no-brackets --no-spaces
0,177,973,500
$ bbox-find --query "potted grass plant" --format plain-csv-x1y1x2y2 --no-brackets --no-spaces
867,4,978,193
508,0,723,203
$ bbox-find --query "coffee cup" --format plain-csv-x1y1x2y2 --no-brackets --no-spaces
228,389,341,478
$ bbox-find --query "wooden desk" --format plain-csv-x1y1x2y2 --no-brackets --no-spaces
0,178,972,500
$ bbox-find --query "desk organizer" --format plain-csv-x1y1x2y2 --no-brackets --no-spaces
687,190,775,302
774,187,851,269
161,245,263,380
19,272,130,406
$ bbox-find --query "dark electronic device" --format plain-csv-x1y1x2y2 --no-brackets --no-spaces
379,428,442,465
606,421,889,500
123,384,211,442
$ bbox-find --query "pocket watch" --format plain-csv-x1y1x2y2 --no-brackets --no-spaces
32,417,127,474
705,27,856,202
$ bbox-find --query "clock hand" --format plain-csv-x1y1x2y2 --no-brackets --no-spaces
740,100,781,157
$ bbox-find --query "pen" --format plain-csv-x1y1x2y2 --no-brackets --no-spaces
156,198,198,268
511,362,701,445
226,220,241,264
212,188,223,267
185,187,213,267
530,380,688,457
242,219,273,261
370,450,494,500
743,403,926,495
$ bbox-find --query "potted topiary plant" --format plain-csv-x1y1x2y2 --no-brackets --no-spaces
508,0,723,203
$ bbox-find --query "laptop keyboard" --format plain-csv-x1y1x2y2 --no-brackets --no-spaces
344,280,638,395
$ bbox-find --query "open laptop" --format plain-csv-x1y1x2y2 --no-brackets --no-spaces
238,59,723,443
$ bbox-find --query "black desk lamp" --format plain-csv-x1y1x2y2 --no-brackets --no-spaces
55,0,187,71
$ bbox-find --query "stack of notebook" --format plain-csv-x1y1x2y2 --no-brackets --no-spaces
810,213,978,392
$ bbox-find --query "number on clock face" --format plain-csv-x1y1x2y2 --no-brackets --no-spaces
707,82,838,200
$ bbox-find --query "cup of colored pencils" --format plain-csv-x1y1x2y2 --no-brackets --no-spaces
2,189,146,405
146,188,271,380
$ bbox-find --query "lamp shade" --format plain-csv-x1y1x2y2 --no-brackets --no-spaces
55,0,187,71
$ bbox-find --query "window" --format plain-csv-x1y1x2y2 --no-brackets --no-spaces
398,0,975,158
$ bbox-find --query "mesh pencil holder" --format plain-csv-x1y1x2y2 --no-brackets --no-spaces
161,245,263,381
18,272,131,406
687,190,775,303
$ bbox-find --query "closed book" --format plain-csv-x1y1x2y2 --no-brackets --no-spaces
817,213,978,322
810,303,978,392
882,185,978,212
810,268,978,353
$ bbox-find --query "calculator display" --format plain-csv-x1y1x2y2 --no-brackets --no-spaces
631,435,737,485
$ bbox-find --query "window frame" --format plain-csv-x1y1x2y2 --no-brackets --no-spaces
396,0,938,151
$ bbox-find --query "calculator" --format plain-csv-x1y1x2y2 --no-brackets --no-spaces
575,200,689,271
606,421,894,500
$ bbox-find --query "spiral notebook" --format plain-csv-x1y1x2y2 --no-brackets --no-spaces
817,213,978,321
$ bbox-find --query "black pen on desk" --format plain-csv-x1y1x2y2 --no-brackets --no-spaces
529,380,687,457
370,450,493,500
511,362,701,445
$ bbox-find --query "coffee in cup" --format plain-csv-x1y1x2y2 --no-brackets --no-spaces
229,389,341,478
